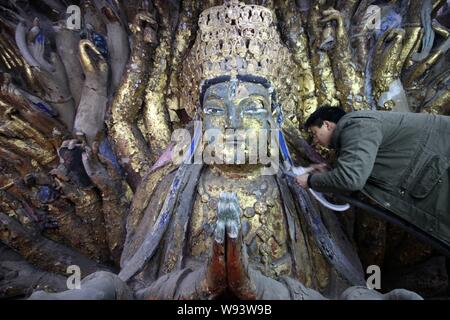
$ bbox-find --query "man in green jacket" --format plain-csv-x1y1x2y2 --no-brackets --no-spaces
296,106,450,246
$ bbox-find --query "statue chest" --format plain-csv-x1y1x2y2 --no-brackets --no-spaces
187,166,291,277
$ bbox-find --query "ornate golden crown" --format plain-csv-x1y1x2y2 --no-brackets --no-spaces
180,0,295,117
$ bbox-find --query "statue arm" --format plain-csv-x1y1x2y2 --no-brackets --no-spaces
109,12,158,190
321,8,367,111
81,142,128,266
398,0,424,71
14,20,75,130
422,84,450,115
307,4,340,108
372,28,408,110
73,40,109,146
101,4,131,94
403,37,450,88
142,0,174,166
275,2,318,121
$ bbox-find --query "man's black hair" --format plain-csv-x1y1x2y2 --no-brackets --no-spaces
304,106,347,128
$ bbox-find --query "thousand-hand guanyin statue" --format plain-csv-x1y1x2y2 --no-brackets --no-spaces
0,0,449,300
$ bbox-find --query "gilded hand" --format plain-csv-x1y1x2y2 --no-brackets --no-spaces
79,40,109,79
321,8,344,26
130,12,158,44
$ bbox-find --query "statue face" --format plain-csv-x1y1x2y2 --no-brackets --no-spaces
201,80,274,165
202,80,272,132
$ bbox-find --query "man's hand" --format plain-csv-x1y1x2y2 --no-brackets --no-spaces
296,173,310,188
294,163,329,188
310,163,329,173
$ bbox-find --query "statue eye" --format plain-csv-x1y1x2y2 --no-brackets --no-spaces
204,105,225,115
243,99,267,116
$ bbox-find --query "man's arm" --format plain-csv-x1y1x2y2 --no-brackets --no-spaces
309,119,383,192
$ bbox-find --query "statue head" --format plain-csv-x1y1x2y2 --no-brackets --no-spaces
179,0,296,168
180,0,295,119
200,76,275,165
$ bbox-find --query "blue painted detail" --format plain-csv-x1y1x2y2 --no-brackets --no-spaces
159,211,169,228
275,103,283,126
273,103,293,168
185,120,202,163
33,102,57,117
279,131,293,167
189,138,196,159
36,33,45,45
172,176,180,190
92,32,108,58
99,138,122,173
374,10,402,39
38,186,56,204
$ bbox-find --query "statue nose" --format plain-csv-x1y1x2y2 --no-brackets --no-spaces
226,104,243,129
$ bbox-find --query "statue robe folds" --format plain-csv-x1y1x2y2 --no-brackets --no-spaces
119,155,366,300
